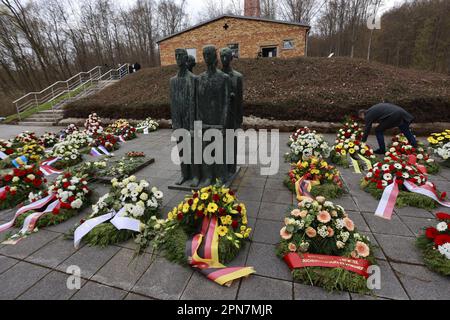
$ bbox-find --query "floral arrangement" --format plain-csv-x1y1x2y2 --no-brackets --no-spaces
106,119,137,141
0,165,46,210
90,132,119,152
416,212,450,276
284,157,344,199
63,131,93,151
435,142,450,167
0,139,14,157
15,172,91,229
276,196,375,293
12,131,38,147
361,154,443,210
387,134,439,174
15,143,46,163
287,127,313,146
94,156,147,180
336,121,364,141
69,176,162,246
73,160,108,178
428,130,450,148
64,124,79,136
136,185,251,265
136,117,159,133
84,113,104,136
331,139,376,168
50,141,83,169
38,132,59,148
285,131,331,163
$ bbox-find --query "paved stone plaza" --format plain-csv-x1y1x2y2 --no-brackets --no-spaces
0,125,449,300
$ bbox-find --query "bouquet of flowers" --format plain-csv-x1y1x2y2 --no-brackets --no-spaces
84,113,103,136
69,176,163,246
15,143,46,163
285,131,331,163
287,127,313,146
38,133,59,148
73,160,108,178
361,154,444,210
285,157,344,199
0,139,14,157
14,172,91,229
428,130,450,148
95,156,147,180
336,121,364,141
106,119,137,141
277,196,375,293
435,143,450,167
90,132,119,152
127,151,145,157
136,117,159,133
416,212,450,276
136,184,251,265
12,131,38,147
51,141,83,169
64,124,79,136
331,139,376,168
0,165,46,210
63,131,93,151
387,134,439,174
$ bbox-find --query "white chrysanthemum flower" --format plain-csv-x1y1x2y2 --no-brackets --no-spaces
437,222,448,232
438,243,450,260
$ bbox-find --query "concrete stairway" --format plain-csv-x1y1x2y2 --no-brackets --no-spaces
18,80,119,126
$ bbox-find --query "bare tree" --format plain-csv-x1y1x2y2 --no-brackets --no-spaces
261,0,277,19
280,0,319,24
158,0,188,37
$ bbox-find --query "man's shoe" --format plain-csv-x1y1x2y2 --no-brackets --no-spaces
374,149,386,155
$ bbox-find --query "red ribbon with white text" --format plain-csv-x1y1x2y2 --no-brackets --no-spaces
40,157,63,176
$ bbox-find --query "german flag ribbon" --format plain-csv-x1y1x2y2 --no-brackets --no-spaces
186,215,255,286
284,253,371,278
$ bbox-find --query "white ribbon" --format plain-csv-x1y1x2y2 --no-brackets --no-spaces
375,179,399,220
0,151,8,160
404,181,450,207
73,207,141,248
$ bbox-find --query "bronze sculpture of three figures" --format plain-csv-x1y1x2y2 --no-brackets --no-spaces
170,46,243,188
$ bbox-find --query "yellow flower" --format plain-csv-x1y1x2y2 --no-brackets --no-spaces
235,233,244,239
198,203,205,211
242,216,248,225
348,142,354,148
341,150,347,155
301,161,309,168
200,186,211,193
223,193,234,204
200,193,209,200
349,148,355,154
311,169,320,175
217,226,229,237
221,215,232,225
207,202,218,213
182,203,190,213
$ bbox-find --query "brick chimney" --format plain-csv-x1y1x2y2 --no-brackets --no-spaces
244,0,261,18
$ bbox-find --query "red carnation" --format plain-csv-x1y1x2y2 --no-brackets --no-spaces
218,207,226,216
61,202,72,209
193,192,199,199
434,234,450,246
232,220,239,229
4,175,13,182
63,182,70,189
0,193,6,200
212,194,220,202
177,212,184,221
436,212,450,221
52,207,60,215
236,205,242,213
188,199,193,206
33,179,42,187
425,227,439,240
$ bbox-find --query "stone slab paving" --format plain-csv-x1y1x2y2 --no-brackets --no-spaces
0,127,449,300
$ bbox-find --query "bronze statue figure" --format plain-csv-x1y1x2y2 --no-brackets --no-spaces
220,47,243,175
187,55,196,73
196,45,231,186
170,48,197,185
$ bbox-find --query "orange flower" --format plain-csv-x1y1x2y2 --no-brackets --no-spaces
288,243,297,252
343,217,355,231
355,241,370,257
280,227,293,240
291,209,302,217
306,227,317,238
327,227,335,237
317,211,331,224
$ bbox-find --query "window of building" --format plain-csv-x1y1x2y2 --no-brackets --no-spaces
261,46,277,58
283,40,295,50
186,48,197,61
228,43,239,58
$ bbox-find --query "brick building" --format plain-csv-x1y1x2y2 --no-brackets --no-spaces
157,0,310,66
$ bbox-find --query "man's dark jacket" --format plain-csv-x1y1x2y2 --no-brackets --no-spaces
362,103,414,141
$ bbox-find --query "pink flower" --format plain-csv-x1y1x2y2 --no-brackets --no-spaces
343,218,355,231
291,209,302,217
316,196,326,204
355,241,370,257
280,227,293,240
306,227,317,238
317,211,331,224
299,210,308,218
327,227,335,237
288,243,297,252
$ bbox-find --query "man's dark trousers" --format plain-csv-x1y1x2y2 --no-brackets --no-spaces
375,122,418,152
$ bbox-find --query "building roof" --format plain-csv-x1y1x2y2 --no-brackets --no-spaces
157,14,311,43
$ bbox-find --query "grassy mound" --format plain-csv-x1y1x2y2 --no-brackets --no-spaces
64,57,450,122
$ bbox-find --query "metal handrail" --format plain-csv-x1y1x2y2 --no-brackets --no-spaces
14,64,129,121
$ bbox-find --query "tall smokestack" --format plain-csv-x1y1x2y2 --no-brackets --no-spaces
244,0,261,18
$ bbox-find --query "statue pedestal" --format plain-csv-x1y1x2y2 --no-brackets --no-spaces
168,166,242,192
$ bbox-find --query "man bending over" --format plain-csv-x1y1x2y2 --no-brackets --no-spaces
359,103,417,155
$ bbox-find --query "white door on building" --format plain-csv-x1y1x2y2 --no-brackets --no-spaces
186,48,197,61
